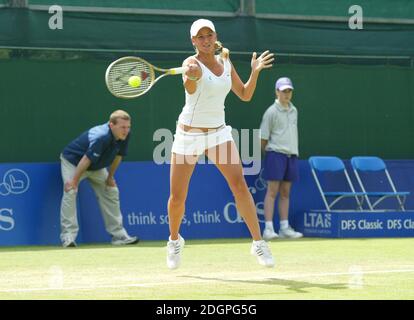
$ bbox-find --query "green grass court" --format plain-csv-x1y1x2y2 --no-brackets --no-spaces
0,238,413,300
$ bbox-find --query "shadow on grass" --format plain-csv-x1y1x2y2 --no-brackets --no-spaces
181,275,347,294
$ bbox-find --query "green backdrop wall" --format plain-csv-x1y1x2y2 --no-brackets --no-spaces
0,5,413,163
0,52,413,162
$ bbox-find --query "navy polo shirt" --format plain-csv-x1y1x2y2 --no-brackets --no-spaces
62,123,130,170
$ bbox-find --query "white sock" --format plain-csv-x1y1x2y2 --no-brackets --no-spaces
169,235,180,242
265,221,274,232
280,220,289,230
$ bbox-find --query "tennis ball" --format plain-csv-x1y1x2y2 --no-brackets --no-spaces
128,76,141,88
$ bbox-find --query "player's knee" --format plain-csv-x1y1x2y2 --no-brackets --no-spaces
266,187,278,199
279,186,291,199
169,192,187,207
279,190,290,199
105,186,119,196
100,187,118,204
229,177,248,197
280,195,290,202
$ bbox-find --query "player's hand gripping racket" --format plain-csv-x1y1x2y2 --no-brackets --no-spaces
105,56,189,99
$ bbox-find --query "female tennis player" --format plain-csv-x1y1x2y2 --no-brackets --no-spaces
166,19,275,269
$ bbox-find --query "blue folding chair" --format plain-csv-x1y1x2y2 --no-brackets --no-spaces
309,156,367,211
351,156,410,211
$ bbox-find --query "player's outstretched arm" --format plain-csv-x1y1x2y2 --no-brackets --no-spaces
231,51,275,102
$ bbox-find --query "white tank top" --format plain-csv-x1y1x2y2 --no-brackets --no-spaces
178,56,232,128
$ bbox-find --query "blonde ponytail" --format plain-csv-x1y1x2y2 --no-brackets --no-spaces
215,41,230,59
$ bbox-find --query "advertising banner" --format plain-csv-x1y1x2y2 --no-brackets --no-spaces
296,210,414,237
1,160,413,245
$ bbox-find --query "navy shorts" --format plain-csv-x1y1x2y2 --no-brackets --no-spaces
263,151,299,182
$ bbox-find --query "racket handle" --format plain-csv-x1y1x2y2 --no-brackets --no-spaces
168,66,189,75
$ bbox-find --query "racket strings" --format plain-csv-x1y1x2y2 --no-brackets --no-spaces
108,61,153,97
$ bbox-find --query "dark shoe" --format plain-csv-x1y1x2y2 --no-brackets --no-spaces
62,237,77,248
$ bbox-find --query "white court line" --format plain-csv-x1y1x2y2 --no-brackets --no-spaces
1,268,414,293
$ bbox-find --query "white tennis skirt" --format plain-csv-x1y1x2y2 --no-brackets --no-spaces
171,124,234,156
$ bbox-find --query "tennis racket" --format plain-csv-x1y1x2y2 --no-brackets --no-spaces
105,56,188,99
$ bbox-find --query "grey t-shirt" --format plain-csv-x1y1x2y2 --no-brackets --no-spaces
260,99,299,156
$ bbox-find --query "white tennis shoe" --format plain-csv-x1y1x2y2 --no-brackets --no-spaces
167,235,185,270
111,235,139,245
251,240,275,267
279,226,303,239
262,229,279,241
